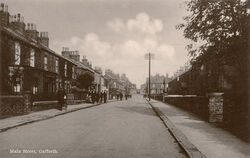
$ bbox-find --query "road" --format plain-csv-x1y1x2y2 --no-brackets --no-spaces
0,94,187,158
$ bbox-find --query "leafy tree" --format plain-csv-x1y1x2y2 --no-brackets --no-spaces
177,0,250,140
177,0,249,71
76,72,94,90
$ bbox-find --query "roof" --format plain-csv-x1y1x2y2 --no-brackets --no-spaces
2,26,77,66
74,61,94,73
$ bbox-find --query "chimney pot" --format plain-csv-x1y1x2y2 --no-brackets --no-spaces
9,16,12,22
5,5,8,12
17,14,21,22
0,3,3,11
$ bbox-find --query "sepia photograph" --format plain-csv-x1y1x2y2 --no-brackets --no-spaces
0,0,249,157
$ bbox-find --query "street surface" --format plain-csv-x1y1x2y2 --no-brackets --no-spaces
0,95,186,158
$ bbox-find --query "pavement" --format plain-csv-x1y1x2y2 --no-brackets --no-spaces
0,101,106,132
148,99,250,158
0,94,187,158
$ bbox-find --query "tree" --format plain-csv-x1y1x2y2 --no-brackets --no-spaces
177,0,249,89
177,0,249,70
76,72,94,90
177,0,250,140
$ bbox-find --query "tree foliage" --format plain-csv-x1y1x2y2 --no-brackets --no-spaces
177,0,249,69
76,72,94,90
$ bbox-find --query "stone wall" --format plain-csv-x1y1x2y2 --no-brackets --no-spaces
208,93,223,123
0,94,31,117
164,95,209,120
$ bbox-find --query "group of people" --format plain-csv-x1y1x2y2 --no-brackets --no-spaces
57,87,132,111
88,90,108,104
116,93,130,100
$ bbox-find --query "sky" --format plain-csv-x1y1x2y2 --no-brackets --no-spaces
3,0,191,87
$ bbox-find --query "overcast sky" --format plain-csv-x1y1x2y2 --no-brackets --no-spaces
3,0,190,87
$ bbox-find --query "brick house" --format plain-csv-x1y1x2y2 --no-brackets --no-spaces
0,4,77,101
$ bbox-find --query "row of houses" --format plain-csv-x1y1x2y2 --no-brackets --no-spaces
0,3,135,102
140,73,171,96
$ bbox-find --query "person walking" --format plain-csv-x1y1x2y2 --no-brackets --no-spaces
125,93,128,100
100,90,104,103
96,90,100,103
116,93,119,100
120,93,123,100
91,90,95,104
57,88,65,111
104,91,107,103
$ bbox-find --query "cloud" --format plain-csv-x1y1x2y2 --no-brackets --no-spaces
107,18,125,33
51,12,176,86
107,12,163,35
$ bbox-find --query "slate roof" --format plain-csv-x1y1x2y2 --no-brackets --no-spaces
2,26,77,66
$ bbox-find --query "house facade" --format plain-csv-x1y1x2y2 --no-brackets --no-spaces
0,5,77,101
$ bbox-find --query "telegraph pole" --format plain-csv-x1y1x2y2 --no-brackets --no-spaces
148,52,151,101
144,52,154,101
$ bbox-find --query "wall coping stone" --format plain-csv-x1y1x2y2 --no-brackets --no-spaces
165,95,198,98
0,95,23,98
207,92,224,97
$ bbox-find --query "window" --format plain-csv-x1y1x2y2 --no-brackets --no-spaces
64,62,67,77
15,42,20,65
44,56,48,70
14,84,21,92
30,49,35,67
72,66,75,79
55,58,59,73
32,86,38,94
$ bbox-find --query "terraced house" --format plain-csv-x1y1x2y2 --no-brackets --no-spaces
0,3,77,101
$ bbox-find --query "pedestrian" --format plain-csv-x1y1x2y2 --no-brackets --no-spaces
116,93,119,100
100,90,104,103
104,90,107,103
57,88,65,111
96,90,100,103
91,90,95,104
125,93,128,100
120,93,123,100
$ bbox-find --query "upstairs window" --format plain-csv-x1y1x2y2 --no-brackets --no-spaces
14,42,20,65
55,58,59,73
44,56,48,70
30,49,35,67
64,62,67,77
72,66,75,79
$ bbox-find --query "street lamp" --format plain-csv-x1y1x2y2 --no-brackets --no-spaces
144,52,155,101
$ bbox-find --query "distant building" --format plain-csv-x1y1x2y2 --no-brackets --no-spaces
145,73,171,95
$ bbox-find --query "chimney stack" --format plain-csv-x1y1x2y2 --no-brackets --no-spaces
25,23,39,40
39,31,49,47
82,56,88,66
9,13,26,33
0,3,9,26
